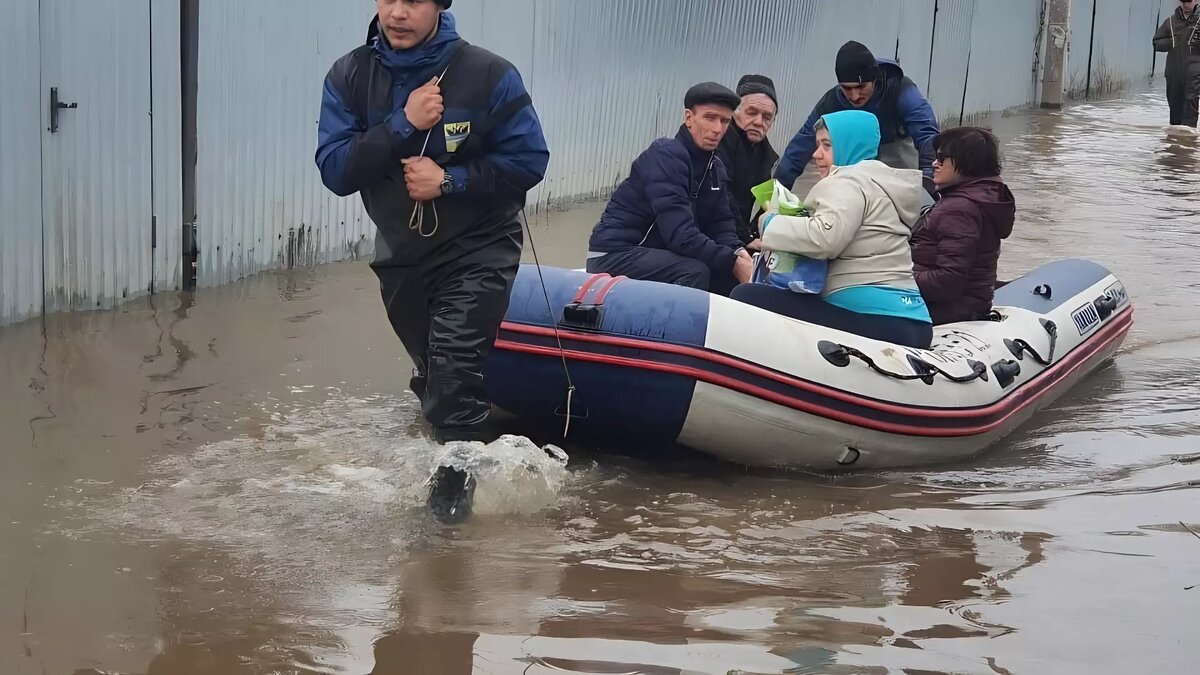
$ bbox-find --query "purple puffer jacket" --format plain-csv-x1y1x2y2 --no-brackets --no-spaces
911,177,1015,325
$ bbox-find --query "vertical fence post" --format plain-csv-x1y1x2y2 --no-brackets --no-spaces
1083,0,1098,98
927,0,940,101
1039,0,1072,108
180,0,198,290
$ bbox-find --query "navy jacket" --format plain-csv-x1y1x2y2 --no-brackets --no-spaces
588,127,743,273
775,59,939,187
315,13,549,268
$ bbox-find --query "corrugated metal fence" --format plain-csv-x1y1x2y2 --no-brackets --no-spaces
193,0,376,287
190,0,1046,287
1067,0,1168,98
0,1,42,325
0,0,1176,326
0,0,181,326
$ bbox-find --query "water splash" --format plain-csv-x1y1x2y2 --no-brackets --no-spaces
427,435,571,517
82,394,575,585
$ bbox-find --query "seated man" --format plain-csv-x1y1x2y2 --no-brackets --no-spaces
775,40,940,192
717,74,781,248
586,82,753,296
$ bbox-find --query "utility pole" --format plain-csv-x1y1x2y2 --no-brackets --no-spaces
1039,0,1072,108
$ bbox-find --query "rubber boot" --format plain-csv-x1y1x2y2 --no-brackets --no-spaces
425,421,500,524
426,465,476,524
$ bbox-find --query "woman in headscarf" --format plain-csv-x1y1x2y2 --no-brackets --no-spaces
730,110,932,349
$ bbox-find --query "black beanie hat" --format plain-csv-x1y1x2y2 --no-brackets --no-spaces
437,0,453,8
684,82,741,111
736,74,778,108
835,41,882,84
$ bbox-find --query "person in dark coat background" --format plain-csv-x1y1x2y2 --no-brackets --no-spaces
775,40,940,192
1153,0,1200,127
910,127,1015,325
586,82,753,296
717,74,781,248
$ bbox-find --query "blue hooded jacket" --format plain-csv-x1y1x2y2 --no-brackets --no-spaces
315,12,549,267
760,110,880,249
823,109,882,166
775,59,938,188
761,109,931,324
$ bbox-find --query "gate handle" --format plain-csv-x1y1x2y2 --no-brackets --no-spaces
49,87,78,133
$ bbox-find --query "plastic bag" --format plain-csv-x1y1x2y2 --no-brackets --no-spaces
748,179,828,294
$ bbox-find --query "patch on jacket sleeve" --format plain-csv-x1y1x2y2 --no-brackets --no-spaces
443,121,471,153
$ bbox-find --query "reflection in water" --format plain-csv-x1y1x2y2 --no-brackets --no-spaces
2,90,1200,675
144,292,196,382
1155,131,1200,188
371,631,478,675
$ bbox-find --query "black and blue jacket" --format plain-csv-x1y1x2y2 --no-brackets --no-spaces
775,59,939,187
588,127,743,273
315,12,549,268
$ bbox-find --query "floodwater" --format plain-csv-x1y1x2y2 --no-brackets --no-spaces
3,89,1199,675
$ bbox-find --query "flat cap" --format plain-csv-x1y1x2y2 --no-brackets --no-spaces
684,82,741,111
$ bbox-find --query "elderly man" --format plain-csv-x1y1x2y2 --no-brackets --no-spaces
776,40,939,192
586,82,752,296
717,74,781,248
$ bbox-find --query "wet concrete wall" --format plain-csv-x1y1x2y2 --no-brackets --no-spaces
0,0,1178,327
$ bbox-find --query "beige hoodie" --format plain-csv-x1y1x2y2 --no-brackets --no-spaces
760,160,923,296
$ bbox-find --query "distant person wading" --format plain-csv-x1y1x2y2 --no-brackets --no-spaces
1154,0,1200,127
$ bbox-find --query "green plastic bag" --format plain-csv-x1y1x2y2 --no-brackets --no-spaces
749,179,828,294
751,179,809,217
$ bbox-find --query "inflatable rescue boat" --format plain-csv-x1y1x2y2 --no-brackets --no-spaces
485,259,1132,470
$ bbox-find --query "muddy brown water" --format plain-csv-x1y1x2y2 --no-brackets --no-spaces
3,90,1199,675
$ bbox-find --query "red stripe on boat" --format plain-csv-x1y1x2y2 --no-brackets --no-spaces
494,307,1133,437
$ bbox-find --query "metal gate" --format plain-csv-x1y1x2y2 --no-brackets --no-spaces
0,0,181,326
39,0,155,313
